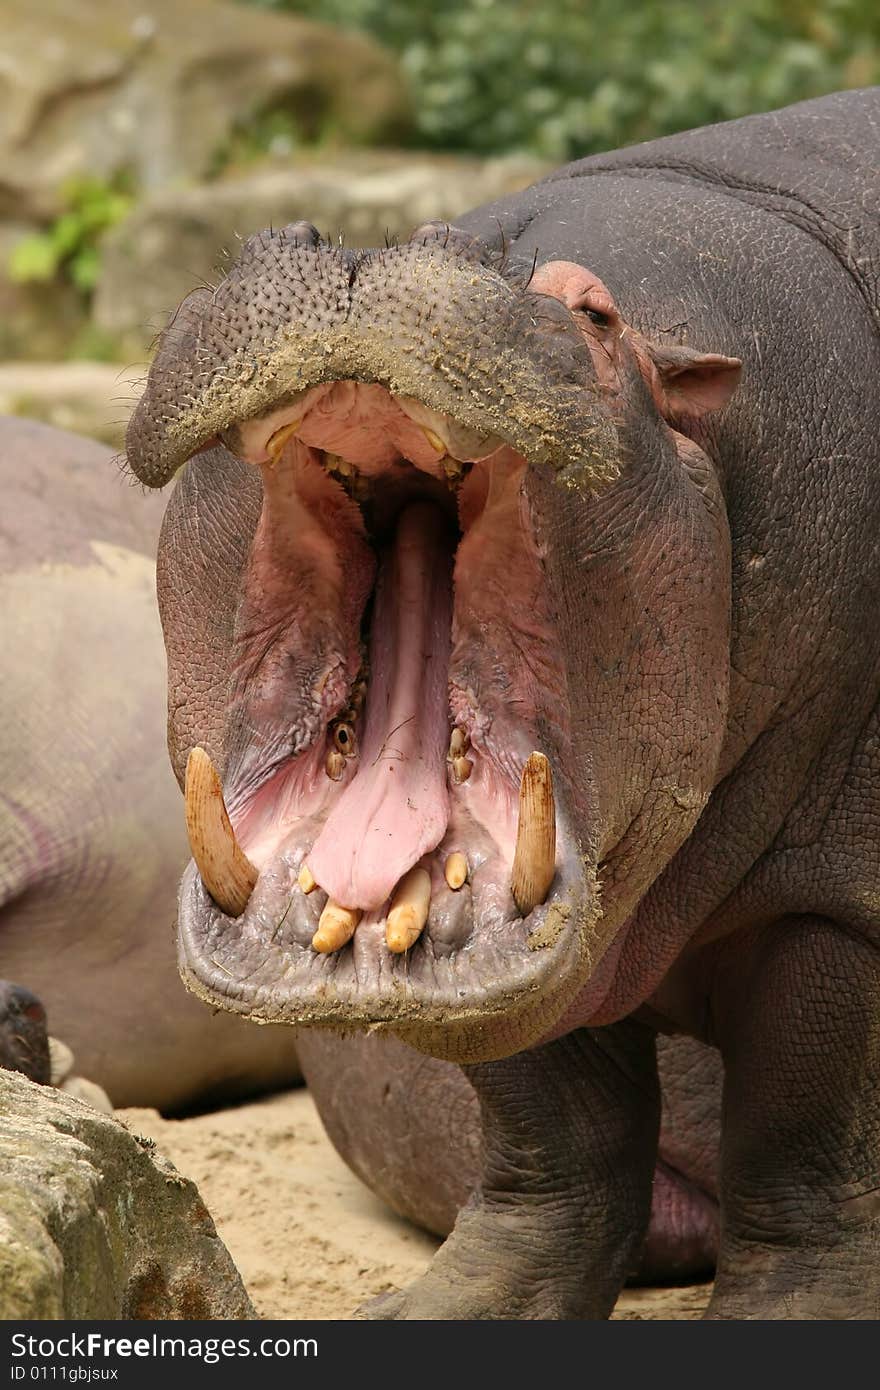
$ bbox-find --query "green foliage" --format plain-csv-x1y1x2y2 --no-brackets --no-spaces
208,110,308,176
8,177,133,296
242,0,880,158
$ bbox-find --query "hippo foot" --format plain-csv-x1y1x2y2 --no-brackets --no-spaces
705,1293,876,1320
703,1244,880,1321
705,1282,880,1321
357,1203,615,1320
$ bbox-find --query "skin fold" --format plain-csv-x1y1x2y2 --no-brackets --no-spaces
0,418,299,1111
129,89,880,1315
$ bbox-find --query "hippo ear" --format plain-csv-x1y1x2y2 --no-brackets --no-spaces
646,342,742,420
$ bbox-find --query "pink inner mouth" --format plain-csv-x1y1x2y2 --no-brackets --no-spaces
309,502,454,909
214,380,570,932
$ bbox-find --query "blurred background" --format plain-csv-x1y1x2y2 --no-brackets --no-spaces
1,0,877,443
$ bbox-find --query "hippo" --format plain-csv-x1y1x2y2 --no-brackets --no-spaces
126,88,880,1318
0,418,298,1112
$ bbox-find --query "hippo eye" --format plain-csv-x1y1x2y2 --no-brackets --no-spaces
584,307,609,326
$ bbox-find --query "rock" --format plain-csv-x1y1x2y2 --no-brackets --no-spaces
0,1069,254,1319
94,151,551,354
0,0,409,222
0,363,143,450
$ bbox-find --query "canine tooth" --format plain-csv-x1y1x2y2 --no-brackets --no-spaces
325,749,346,781
451,755,473,785
511,752,556,916
184,747,258,917
444,852,468,890
332,720,357,758
422,426,446,454
386,867,431,953
448,726,469,760
312,901,361,953
266,420,300,461
298,862,317,894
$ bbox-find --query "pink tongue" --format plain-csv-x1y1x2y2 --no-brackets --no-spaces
308,502,453,910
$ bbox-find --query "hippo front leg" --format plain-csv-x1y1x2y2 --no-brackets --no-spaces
362,1021,660,1320
708,919,880,1319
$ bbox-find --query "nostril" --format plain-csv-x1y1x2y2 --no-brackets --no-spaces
281,221,322,249
409,220,455,246
408,222,495,267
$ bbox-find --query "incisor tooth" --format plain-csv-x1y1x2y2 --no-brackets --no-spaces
510,752,556,916
185,747,257,917
444,852,468,890
298,862,317,894
312,901,361,953
386,866,431,953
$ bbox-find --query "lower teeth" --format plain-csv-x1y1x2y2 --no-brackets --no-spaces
385,865,432,953
312,901,361,953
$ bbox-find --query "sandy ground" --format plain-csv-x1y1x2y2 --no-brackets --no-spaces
117,1089,711,1321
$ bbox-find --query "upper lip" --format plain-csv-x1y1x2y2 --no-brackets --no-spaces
124,240,618,494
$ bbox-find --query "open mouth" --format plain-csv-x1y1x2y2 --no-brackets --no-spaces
124,226,626,1054
178,377,590,1038
128,225,738,1055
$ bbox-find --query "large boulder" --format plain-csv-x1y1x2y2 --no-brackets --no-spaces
0,0,409,223
0,1070,254,1319
94,151,550,354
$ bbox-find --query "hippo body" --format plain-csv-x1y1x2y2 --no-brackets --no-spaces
129,90,880,1316
0,418,298,1110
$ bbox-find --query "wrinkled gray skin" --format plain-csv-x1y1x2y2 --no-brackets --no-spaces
295,1028,722,1285
130,91,880,1316
0,418,298,1111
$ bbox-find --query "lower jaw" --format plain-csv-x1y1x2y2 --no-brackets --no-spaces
177,753,597,1060
176,841,595,1062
